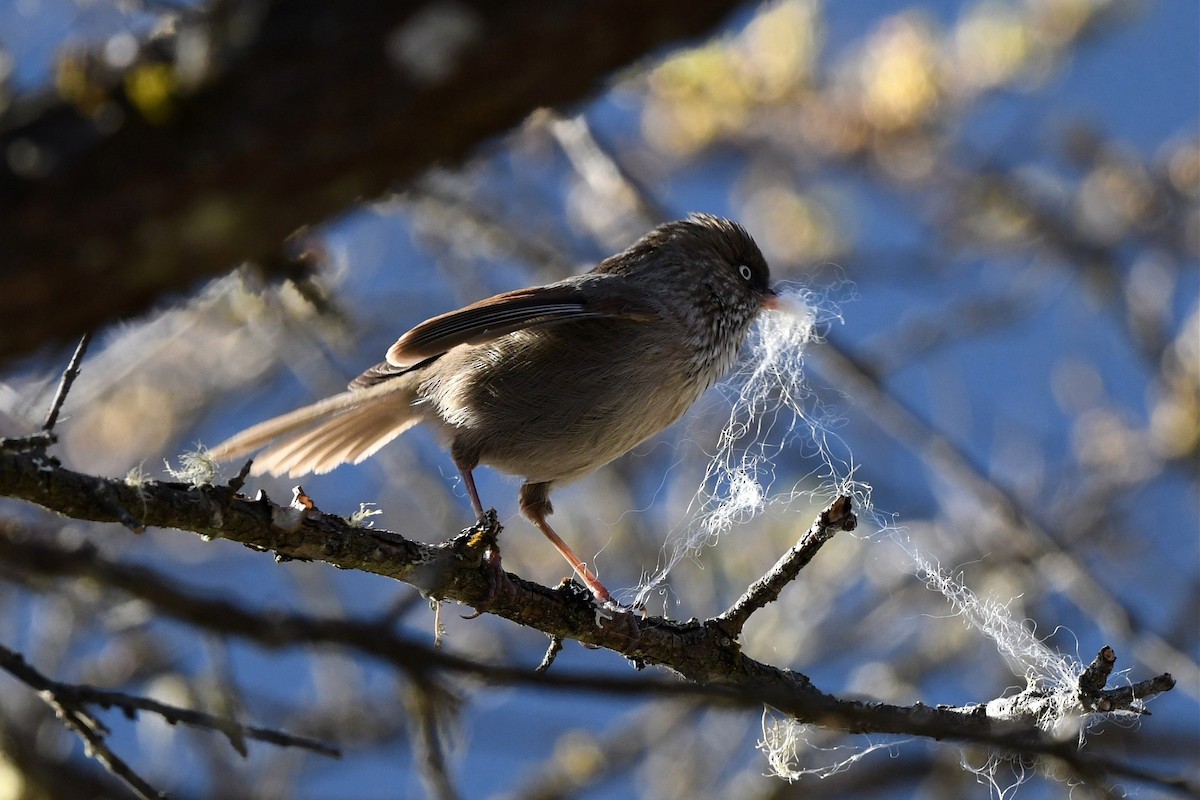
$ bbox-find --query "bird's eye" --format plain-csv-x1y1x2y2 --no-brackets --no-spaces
738,264,753,282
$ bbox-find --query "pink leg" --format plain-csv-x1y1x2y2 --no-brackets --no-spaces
459,467,486,521
519,482,639,651
455,465,510,615
519,482,614,604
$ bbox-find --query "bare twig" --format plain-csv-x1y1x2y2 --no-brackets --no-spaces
1092,674,1179,715
0,643,165,800
713,495,856,638
42,332,92,433
68,684,341,758
1079,646,1118,698
983,647,1175,729
0,636,341,776
536,635,565,674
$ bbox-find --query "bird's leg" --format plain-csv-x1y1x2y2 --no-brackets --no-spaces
455,463,510,616
519,483,639,650
518,482,616,603
459,464,486,523
520,486,640,651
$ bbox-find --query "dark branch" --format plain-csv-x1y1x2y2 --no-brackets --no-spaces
0,643,165,800
0,448,1181,793
1079,645,1118,698
41,332,92,434
0,0,748,365
66,684,341,759
536,635,565,674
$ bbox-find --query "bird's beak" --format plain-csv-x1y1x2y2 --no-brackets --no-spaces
762,287,780,311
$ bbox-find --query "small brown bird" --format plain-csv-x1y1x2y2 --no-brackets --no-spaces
213,214,777,605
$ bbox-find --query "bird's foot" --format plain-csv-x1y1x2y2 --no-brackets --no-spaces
449,508,501,553
461,546,514,619
597,599,642,654
588,588,643,641
453,510,512,618
558,579,642,654
467,508,500,546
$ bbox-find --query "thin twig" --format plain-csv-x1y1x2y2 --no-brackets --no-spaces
0,637,339,799
42,332,92,433
0,643,165,800
1094,674,1177,714
713,495,856,638
984,648,1174,725
1079,646,1118,697
536,635,565,674
70,684,341,758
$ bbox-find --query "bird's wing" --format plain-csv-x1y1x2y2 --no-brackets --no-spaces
383,282,658,369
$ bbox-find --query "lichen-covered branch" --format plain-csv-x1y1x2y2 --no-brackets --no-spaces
0,445,1179,791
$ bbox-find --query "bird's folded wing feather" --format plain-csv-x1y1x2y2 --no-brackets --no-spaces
384,282,659,368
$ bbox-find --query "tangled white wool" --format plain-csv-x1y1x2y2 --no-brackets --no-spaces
899,540,1089,737
632,285,862,608
759,709,910,782
623,283,1113,791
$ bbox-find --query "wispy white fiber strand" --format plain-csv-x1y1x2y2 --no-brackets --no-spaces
630,283,1101,794
634,284,870,608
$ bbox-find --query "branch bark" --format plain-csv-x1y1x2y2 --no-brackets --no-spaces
0,0,747,364
0,443,1179,789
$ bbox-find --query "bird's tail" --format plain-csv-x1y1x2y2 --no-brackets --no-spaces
211,381,421,478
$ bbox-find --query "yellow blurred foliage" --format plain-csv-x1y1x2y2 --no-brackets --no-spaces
953,2,1032,90
643,1,819,155
859,15,940,130
741,185,839,263
124,62,177,124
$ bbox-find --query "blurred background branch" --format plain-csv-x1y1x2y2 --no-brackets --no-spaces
0,0,747,363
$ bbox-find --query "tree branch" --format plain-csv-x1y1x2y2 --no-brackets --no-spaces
0,638,341,761
0,446,1181,794
0,643,165,800
41,332,92,434
713,494,856,638
0,0,748,365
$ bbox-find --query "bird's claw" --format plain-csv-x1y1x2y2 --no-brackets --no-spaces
454,510,511,618
584,591,641,653
601,603,642,654
467,509,500,543
461,545,514,618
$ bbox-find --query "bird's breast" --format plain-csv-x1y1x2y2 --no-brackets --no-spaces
418,322,709,484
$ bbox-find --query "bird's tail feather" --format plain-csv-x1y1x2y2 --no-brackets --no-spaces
211,383,420,478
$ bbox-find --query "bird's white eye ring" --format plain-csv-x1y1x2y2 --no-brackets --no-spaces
738,264,753,281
